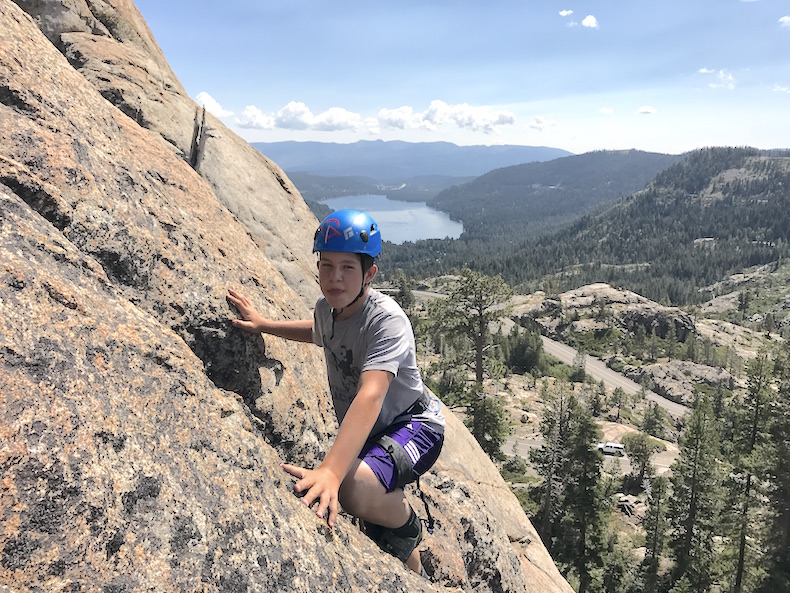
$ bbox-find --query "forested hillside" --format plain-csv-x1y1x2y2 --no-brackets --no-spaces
388,147,790,307
427,149,683,239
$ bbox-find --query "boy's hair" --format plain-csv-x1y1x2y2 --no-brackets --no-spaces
360,253,375,276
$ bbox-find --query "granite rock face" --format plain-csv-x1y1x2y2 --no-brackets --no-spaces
12,0,322,304
0,1,572,591
1,187,415,592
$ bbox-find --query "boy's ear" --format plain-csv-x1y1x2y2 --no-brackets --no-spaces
365,263,378,283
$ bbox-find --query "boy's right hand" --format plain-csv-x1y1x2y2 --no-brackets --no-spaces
226,288,266,334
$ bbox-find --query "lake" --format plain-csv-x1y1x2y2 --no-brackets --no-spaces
320,195,463,245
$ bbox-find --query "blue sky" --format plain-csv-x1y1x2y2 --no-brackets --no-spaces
135,1,790,155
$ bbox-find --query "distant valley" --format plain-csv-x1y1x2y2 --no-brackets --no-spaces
263,141,790,325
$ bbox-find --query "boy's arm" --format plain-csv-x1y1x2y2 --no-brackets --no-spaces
226,288,313,343
283,369,393,527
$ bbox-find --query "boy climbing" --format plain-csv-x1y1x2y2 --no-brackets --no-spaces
226,209,445,576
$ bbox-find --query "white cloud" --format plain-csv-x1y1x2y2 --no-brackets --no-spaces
422,100,516,133
236,100,515,135
237,105,274,129
559,9,573,17
275,101,314,130
697,68,736,90
780,16,790,27
195,92,233,117
774,84,790,93
711,69,735,90
364,116,381,135
529,116,558,131
600,107,614,115
378,106,432,130
311,107,363,131
582,15,599,29
637,105,657,114
239,102,360,132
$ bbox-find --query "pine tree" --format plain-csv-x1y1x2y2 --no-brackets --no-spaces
464,382,510,461
622,432,665,488
503,323,543,374
529,381,575,547
668,395,722,591
390,268,415,313
642,475,670,593
757,342,790,592
532,385,607,593
722,352,773,593
602,535,640,593
556,401,608,593
427,268,513,383
641,401,668,440
666,322,678,360
610,387,627,422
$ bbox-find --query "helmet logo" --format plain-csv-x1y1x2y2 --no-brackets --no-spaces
318,217,343,243
343,227,354,240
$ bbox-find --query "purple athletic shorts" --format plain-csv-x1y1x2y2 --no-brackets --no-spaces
359,420,444,492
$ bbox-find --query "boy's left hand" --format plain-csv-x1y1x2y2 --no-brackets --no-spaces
281,463,341,528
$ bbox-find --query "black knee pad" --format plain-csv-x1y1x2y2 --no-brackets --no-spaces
366,508,423,562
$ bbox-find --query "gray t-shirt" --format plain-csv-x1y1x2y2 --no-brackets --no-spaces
312,289,445,439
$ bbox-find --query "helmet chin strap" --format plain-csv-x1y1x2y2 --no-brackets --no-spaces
333,278,369,320
329,255,375,324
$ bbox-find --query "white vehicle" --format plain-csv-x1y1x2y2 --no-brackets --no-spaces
597,442,625,456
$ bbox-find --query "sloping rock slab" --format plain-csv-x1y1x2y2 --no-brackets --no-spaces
0,188,433,592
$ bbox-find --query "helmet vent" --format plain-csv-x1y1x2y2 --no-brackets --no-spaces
360,230,369,243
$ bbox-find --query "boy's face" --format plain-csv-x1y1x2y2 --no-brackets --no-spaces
317,251,376,311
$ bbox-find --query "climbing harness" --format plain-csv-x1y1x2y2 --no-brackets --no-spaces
373,390,437,535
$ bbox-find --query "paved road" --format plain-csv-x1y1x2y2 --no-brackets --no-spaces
504,336,686,475
540,336,687,418
505,434,638,474
505,428,678,476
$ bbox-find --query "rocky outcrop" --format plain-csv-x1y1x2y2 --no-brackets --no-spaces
0,1,571,591
622,360,735,405
523,283,695,342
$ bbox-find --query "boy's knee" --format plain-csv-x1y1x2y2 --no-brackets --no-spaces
365,507,423,563
337,486,357,516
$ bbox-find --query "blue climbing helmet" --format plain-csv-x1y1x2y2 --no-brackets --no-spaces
313,209,382,258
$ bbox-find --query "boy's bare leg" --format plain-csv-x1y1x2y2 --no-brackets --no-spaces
405,548,422,573
339,459,423,574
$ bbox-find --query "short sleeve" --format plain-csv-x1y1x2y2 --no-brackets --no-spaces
362,311,410,376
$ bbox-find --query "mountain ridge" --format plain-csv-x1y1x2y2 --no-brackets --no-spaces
252,139,572,179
